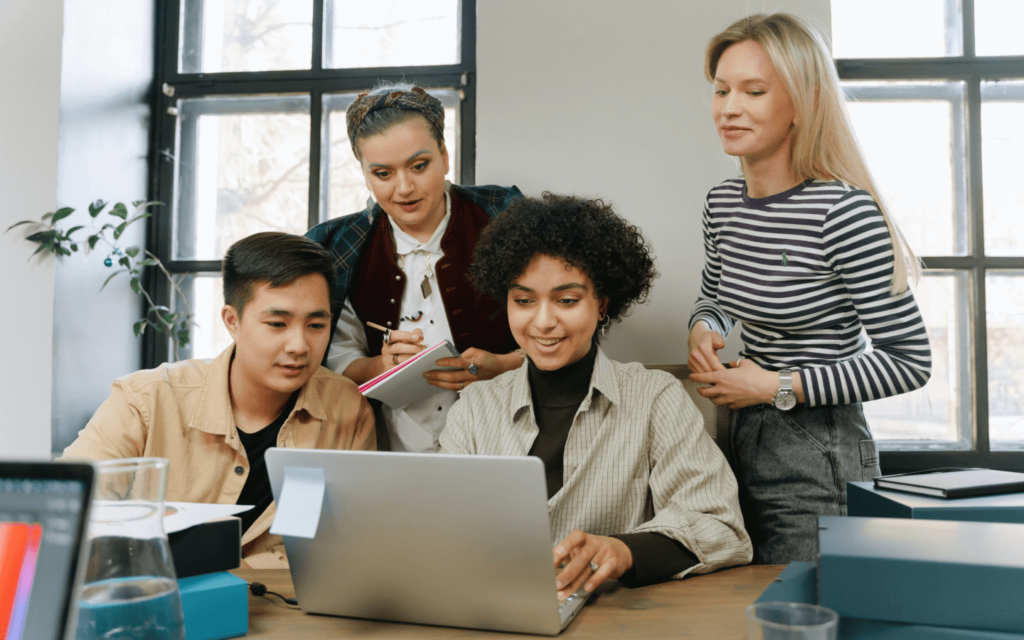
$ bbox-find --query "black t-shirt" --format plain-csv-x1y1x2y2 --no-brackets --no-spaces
235,392,298,534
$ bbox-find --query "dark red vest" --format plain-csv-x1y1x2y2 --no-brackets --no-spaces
348,189,515,358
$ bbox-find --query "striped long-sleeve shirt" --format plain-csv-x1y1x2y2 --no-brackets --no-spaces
688,178,932,407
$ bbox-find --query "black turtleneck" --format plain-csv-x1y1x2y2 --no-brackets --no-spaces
525,343,698,588
527,343,597,497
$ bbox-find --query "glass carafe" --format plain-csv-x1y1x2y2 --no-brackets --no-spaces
75,457,185,640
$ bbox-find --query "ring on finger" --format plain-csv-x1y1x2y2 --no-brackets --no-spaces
382,329,391,345
468,362,480,376
589,561,599,572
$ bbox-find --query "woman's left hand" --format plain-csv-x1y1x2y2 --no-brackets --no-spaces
688,358,785,409
552,530,634,600
424,348,524,391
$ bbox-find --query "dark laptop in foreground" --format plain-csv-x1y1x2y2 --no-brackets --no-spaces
0,461,94,640
266,449,591,636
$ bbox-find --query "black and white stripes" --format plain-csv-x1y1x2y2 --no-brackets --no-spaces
689,178,932,407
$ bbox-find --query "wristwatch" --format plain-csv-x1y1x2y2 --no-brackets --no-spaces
772,370,797,411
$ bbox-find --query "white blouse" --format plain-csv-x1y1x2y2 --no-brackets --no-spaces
328,191,457,453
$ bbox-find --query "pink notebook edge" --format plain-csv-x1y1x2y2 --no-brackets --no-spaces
358,340,459,393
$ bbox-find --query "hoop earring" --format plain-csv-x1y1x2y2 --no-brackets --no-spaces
598,314,610,338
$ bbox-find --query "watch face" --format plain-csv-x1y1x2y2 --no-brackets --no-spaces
774,391,797,411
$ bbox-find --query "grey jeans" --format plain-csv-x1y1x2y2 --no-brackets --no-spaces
730,403,881,564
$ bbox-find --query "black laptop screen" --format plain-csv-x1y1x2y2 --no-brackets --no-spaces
0,471,91,640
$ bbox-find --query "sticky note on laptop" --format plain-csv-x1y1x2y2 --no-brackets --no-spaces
270,466,325,539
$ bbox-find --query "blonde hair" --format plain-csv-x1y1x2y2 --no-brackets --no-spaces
705,13,919,293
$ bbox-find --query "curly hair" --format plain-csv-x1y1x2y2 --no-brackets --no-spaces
471,193,658,324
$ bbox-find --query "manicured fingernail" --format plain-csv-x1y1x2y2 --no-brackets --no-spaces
585,583,592,592
557,591,565,600
555,547,564,554
555,579,563,589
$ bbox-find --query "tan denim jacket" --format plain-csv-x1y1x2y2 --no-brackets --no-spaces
61,345,375,568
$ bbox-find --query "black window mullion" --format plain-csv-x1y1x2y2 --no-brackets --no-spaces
309,89,323,229
312,0,324,72
965,69,991,454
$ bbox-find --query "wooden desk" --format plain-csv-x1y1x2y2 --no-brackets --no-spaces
233,565,783,639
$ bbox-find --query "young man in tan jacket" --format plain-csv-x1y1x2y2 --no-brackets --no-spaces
62,232,375,567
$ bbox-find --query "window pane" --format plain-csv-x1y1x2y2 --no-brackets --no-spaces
988,273,1024,444
325,0,459,69
865,273,968,443
321,91,458,221
831,0,959,58
180,0,313,73
975,0,1024,56
171,275,232,362
981,81,1024,256
844,83,965,256
175,96,310,260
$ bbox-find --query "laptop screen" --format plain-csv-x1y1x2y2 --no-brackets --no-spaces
0,463,93,640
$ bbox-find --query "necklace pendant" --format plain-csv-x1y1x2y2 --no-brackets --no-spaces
420,276,432,299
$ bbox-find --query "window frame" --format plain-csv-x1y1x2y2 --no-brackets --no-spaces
146,0,475,364
835,0,1024,471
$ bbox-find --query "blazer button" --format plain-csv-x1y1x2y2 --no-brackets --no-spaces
395,275,401,281
234,466,244,475
386,321,392,327
390,299,395,304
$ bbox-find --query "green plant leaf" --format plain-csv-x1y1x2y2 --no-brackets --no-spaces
26,230,58,243
110,203,128,220
113,222,127,239
70,244,78,252
87,235,99,250
100,269,125,291
118,256,130,268
151,305,171,314
42,212,54,222
126,212,153,226
133,320,147,337
177,329,190,346
162,312,178,325
125,246,140,258
30,244,50,258
88,200,107,217
6,220,38,232
130,277,141,294
51,208,75,224
138,258,157,267
131,200,144,208
65,225,84,238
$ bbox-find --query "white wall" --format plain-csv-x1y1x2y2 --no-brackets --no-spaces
477,0,831,365
0,0,65,458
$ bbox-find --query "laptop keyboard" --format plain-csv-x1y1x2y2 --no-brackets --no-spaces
558,593,578,611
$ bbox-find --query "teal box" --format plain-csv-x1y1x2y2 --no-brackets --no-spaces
848,481,1024,523
818,516,1024,635
179,572,248,640
759,562,1024,640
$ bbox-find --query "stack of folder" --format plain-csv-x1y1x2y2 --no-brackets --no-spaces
758,516,1024,639
171,517,249,640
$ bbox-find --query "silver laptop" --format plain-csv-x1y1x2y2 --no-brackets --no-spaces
0,461,94,640
266,449,591,635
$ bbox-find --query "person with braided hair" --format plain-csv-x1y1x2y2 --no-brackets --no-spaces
306,82,524,453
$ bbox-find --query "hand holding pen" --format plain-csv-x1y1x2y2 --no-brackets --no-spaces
366,321,427,370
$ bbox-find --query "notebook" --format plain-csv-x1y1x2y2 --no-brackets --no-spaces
873,468,1024,499
358,339,461,408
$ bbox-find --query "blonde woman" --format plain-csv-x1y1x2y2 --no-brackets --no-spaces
687,13,932,564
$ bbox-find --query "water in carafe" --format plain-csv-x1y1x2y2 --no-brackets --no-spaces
74,458,185,640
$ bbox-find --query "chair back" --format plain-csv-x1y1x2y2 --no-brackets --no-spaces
645,364,732,460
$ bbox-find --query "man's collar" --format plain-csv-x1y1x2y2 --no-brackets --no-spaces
187,344,327,438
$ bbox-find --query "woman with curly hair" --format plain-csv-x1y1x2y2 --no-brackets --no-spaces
305,82,524,453
688,14,931,563
440,193,752,599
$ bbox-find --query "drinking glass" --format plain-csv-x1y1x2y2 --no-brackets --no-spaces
74,458,185,640
747,602,839,640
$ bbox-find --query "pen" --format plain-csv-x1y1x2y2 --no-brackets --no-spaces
365,321,428,348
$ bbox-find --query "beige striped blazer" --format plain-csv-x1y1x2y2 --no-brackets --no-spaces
440,347,752,577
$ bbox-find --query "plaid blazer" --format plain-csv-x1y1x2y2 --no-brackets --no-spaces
305,184,523,334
